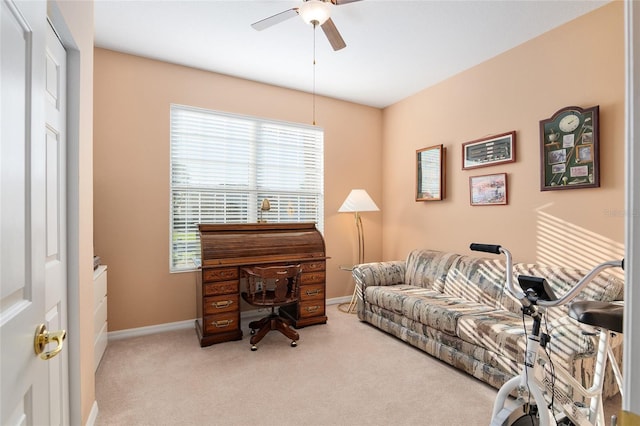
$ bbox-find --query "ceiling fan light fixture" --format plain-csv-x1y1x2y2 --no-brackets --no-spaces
299,0,331,26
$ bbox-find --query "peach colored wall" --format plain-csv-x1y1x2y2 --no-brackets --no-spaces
382,2,625,269
95,2,624,334
93,50,382,331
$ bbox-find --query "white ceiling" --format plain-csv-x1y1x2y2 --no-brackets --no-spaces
94,0,608,108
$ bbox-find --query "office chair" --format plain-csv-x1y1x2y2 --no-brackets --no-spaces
241,264,302,351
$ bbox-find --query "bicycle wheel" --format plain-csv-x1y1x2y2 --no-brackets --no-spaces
510,415,539,426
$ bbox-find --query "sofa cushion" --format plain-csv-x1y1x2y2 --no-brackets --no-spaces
405,250,460,292
402,293,496,335
456,310,526,364
365,285,441,314
456,310,595,367
442,255,507,308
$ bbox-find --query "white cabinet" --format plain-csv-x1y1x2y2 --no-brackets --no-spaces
93,265,108,371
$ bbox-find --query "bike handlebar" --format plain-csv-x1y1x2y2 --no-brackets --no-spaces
470,243,523,304
470,243,624,309
469,243,502,254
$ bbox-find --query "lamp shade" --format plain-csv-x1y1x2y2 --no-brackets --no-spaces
338,189,380,213
298,0,331,26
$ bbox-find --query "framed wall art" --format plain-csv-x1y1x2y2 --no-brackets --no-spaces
462,131,516,170
469,173,507,206
416,144,445,201
539,105,599,190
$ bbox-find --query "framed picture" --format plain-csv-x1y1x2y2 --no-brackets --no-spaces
540,105,599,190
462,131,516,170
469,173,507,206
416,144,446,201
576,144,593,162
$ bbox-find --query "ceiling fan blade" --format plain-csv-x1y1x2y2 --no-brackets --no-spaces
321,18,346,51
331,0,363,5
251,8,298,31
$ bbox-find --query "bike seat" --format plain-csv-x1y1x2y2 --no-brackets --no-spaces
569,301,623,333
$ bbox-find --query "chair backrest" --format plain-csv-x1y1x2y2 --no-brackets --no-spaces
242,264,302,307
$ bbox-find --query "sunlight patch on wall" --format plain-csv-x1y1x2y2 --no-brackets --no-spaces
536,205,624,280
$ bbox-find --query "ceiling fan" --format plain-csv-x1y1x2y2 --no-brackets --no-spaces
251,0,363,51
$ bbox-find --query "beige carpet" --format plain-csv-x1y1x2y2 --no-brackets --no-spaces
95,304,619,426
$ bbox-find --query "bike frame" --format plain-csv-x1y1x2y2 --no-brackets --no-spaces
473,245,624,426
491,312,623,426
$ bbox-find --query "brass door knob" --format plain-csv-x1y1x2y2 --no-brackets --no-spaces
34,324,66,360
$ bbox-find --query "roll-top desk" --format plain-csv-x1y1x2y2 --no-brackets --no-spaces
195,223,328,347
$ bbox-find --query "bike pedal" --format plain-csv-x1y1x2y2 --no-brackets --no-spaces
522,403,539,416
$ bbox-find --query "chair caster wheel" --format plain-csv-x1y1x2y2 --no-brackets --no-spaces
250,329,256,335
291,341,297,347
251,345,258,351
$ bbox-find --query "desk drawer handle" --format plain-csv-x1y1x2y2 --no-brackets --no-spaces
212,300,233,309
305,289,321,296
212,319,233,328
305,305,320,313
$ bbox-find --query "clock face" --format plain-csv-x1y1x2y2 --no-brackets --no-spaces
559,113,580,133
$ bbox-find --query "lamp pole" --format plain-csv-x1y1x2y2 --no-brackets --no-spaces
355,211,365,265
338,189,380,313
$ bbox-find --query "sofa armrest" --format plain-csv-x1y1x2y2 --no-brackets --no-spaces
352,261,406,290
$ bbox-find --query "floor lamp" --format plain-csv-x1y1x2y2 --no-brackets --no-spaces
338,189,380,313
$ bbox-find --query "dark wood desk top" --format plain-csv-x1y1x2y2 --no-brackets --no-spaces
198,223,326,267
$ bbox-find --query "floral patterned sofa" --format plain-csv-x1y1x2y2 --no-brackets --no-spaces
353,249,624,399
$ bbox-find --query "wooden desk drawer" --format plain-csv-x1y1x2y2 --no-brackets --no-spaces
300,261,325,272
299,300,325,318
300,284,324,301
203,280,238,296
203,312,240,335
203,267,238,282
300,271,325,284
203,294,239,315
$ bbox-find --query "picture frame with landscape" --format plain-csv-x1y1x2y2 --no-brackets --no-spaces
469,173,507,206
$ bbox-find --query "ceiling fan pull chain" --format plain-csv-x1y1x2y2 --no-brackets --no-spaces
313,23,317,126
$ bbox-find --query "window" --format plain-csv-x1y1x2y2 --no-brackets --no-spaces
170,105,324,271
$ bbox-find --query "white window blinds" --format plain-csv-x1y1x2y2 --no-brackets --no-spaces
170,105,324,271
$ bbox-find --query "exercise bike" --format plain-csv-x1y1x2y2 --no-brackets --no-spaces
469,244,624,426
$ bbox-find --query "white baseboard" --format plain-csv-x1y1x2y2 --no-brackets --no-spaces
107,319,195,341
85,400,98,426
328,296,351,305
107,296,352,341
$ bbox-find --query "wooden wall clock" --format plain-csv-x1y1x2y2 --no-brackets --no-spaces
539,105,599,191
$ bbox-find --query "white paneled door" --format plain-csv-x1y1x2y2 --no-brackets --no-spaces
43,16,69,426
1,1,69,424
